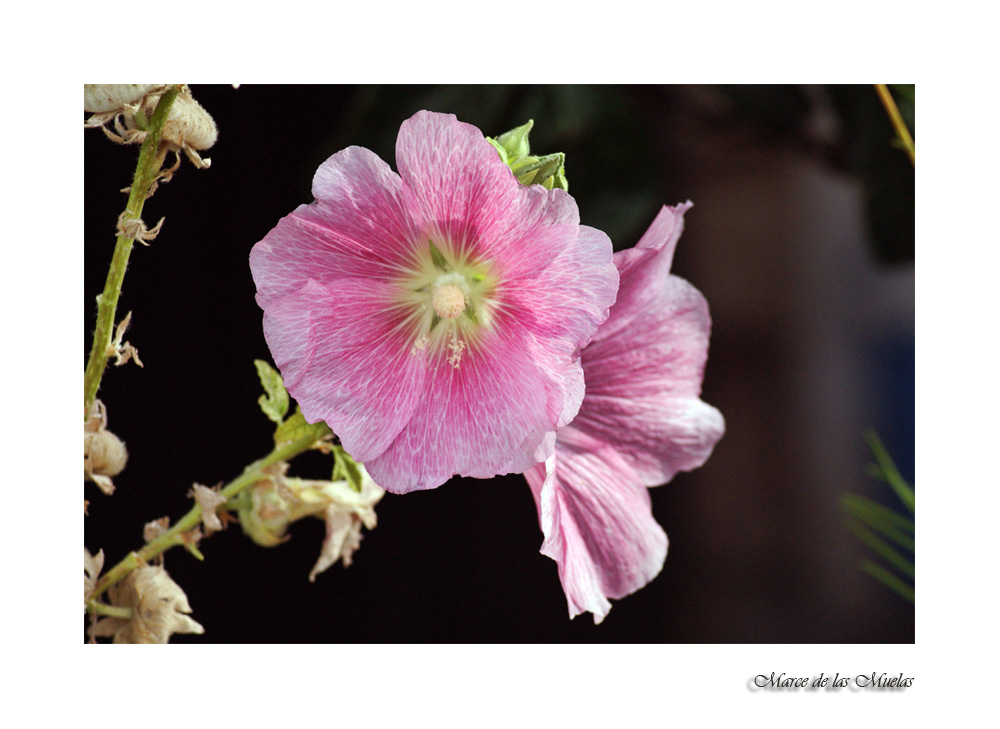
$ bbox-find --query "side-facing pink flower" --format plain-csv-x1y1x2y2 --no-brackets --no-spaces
524,202,725,623
250,111,618,493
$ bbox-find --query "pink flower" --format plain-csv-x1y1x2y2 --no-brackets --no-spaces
524,203,725,623
250,111,618,493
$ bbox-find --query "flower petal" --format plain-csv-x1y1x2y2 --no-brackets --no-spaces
594,202,692,342
395,111,579,262
573,274,725,485
261,278,427,461
525,426,668,623
364,324,556,493
250,146,420,310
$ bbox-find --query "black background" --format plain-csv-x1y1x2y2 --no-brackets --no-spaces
84,85,914,642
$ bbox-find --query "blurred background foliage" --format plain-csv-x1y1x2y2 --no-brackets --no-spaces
317,84,913,263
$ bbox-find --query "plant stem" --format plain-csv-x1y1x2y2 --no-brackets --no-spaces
83,85,182,418
87,602,132,619
874,84,915,166
90,426,330,602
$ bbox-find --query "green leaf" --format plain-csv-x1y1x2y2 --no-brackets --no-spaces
845,519,914,579
273,406,331,445
841,494,914,551
254,359,289,425
332,445,364,493
860,559,914,602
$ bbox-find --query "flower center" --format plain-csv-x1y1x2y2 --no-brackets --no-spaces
431,282,467,319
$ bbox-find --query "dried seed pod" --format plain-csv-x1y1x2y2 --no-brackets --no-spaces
143,90,218,151
84,84,160,113
85,429,128,478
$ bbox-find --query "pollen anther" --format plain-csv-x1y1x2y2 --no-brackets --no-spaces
432,283,466,319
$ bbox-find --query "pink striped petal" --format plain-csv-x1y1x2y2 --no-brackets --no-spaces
525,426,668,623
261,278,427,461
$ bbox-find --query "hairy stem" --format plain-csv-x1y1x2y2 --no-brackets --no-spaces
90,426,331,601
84,85,183,417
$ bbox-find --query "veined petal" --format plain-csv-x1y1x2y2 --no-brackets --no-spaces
364,324,555,493
261,278,427,461
396,111,580,263
573,394,725,487
595,202,693,342
571,214,725,486
250,146,420,310
502,223,618,351
525,426,668,624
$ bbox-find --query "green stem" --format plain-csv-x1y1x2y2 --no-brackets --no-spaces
87,602,132,619
83,85,183,418
90,425,331,601
874,84,915,166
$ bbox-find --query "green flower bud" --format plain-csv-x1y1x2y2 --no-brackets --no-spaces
487,119,568,191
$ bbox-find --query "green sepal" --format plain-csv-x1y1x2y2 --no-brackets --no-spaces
513,153,567,190
490,119,534,163
236,490,289,548
332,444,365,493
487,119,568,191
428,240,450,270
254,359,289,425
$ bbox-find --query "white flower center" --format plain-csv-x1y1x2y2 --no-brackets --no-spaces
431,273,469,319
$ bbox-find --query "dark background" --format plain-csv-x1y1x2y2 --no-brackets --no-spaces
84,85,914,642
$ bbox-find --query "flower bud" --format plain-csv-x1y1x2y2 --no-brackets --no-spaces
487,119,568,191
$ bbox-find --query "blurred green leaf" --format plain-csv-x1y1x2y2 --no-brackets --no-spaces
842,494,914,551
842,429,915,603
861,559,915,602
845,519,915,578
865,429,914,513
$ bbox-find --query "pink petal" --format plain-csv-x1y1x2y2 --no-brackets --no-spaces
261,278,427,461
395,111,580,262
250,146,420,310
594,202,692,342
573,274,725,485
499,222,618,430
525,426,669,624
364,323,555,493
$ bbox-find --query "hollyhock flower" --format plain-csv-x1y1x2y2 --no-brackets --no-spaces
524,203,725,623
250,111,618,493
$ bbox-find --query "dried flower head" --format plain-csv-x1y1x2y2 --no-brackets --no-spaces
84,548,104,607
237,461,385,581
84,399,127,495
89,565,205,643
143,516,170,544
85,84,217,173
190,483,228,534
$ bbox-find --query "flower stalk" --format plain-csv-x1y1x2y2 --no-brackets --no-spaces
874,84,915,166
89,423,332,601
83,84,182,417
